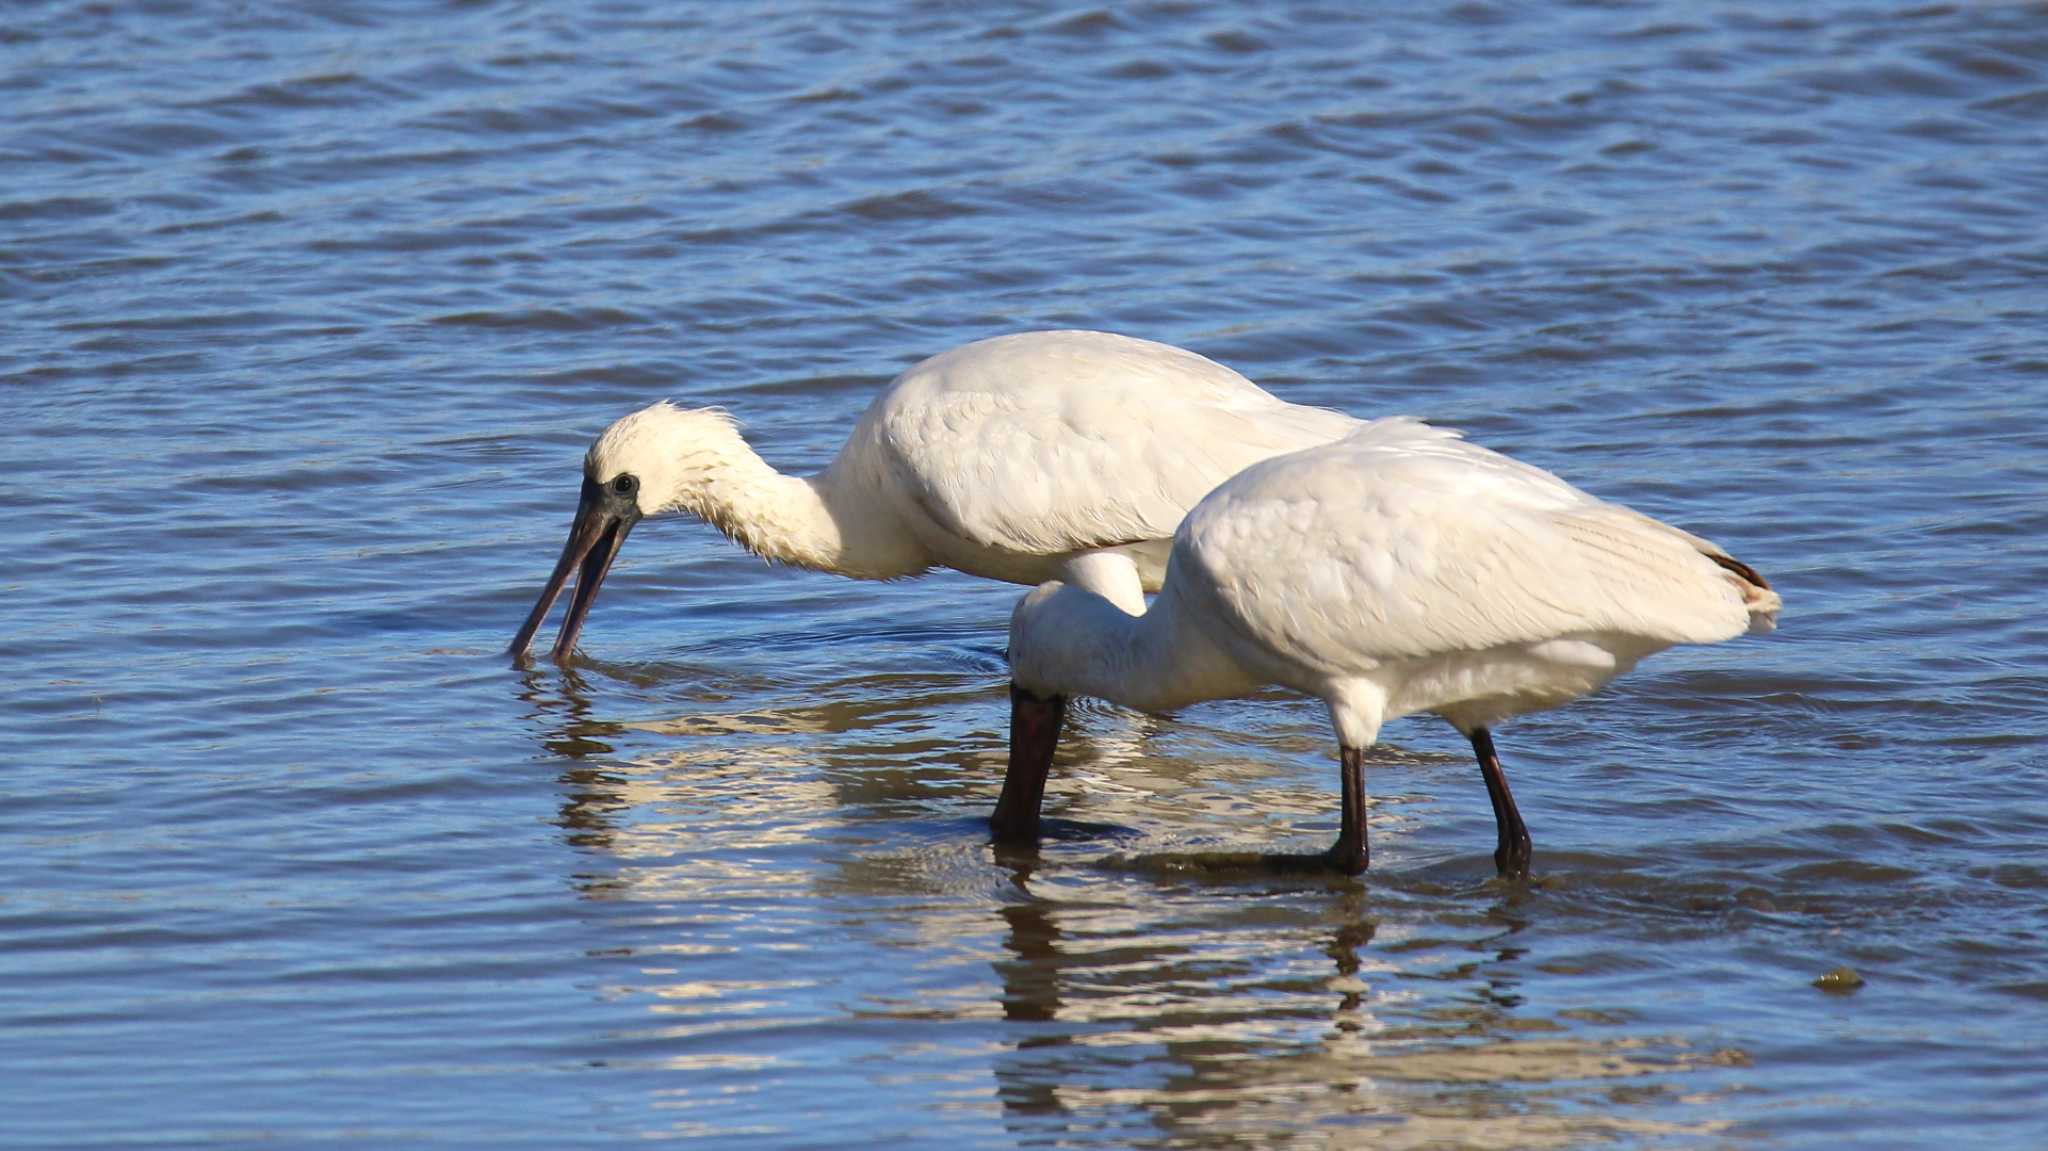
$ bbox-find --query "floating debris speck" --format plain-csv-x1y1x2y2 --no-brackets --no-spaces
1813,966,1865,993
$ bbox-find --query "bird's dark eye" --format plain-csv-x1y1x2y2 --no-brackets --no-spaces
611,474,638,497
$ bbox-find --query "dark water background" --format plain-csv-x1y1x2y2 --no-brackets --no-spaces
5,2,2047,1147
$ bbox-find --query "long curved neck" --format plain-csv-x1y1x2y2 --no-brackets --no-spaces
1013,583,1255,713
676,434,926,580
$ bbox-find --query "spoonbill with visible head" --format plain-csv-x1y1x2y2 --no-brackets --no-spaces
510,330,1360,662
997,418,1781,877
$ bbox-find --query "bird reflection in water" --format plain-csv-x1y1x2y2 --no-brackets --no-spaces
510,669,1743,1144
980,861,1736,1146
514,661,637,853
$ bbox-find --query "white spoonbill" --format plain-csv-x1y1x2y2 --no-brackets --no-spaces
997,418,1781,877
511,330,1360,661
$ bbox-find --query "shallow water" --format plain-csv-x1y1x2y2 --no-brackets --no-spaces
5,1,2047,1147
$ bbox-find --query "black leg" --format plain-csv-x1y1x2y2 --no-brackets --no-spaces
992,685,1066,843
1324,745,1369,875
1470,727,1532,877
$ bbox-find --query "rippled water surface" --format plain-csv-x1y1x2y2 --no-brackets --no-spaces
6,2,2048,1147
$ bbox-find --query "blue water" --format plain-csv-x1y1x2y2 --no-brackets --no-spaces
4,2,2046,1147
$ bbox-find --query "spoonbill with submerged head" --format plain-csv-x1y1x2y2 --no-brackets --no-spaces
997,418,1781,877
510,330,1361,662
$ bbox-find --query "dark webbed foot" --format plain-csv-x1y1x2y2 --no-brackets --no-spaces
1322,835,1368,876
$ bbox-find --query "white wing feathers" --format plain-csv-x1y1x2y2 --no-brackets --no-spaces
865,331,1359,556
1174,420,1765,673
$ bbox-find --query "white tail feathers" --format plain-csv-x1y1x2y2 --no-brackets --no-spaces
1703,550,1781,635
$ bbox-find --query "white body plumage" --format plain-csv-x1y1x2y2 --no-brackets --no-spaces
514,330,1360,659
1000,419,1781,874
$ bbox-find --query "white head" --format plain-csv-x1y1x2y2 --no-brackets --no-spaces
1007,580,1147,703
1006,581,1071,698
584,401,746,519
509,402,751,663
1009,576,1231,717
